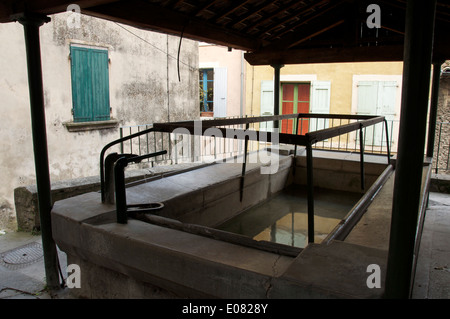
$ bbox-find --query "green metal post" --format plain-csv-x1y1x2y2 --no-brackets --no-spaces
385,0,437,299
306,143,315,243
359,125,365,191
18,13,60,290
271,64,284,131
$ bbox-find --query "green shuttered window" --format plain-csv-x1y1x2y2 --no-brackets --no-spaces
70,45,110,122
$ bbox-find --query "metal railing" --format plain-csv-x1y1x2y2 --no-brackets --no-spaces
117,117,399,167
100,113,391,248
433,122,450,174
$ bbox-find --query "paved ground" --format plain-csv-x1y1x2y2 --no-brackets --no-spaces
412,191,450,298
0,231,69,299
0,191,449,299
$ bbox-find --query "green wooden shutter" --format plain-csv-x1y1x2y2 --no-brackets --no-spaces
71,46,91,122
90,49,110,121
70,46,110,122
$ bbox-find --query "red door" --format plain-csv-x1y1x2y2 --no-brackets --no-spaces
297,83,310,135
281,83,310,134
281,84,295,134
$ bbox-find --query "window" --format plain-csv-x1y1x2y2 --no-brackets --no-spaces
199,68,214,114
199,67,227,117
70,45,110,123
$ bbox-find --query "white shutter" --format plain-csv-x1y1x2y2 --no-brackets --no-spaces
357,81,378,115
379,81,397,120
357,81,398,145
310,81,331,131
213,67,227,118
357,81,378,145
260,80,274,131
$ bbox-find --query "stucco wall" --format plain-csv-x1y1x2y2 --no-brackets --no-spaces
199,44,245,117
0,12,198,230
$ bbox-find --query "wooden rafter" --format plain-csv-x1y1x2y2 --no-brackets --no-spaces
242,0,307,33
274,19,345,50
227,0,277,29
212,0,253,24
191,0,221,18
261,0,344,41
245,44,405,65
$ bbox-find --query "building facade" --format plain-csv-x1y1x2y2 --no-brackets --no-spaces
199,43,246,118
245,62,404,149
0,12,198,230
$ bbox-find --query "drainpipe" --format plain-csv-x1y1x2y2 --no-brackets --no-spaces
384,0,437,299
17,13,61,290
271,64,284,131
426,60,444,159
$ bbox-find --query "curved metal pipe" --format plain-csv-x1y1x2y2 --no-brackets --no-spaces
100,126,156,202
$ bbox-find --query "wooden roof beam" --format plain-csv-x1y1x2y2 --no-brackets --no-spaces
84,0,260,50
244,44,405,65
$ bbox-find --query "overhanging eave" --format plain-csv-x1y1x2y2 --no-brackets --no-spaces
244,45,406,66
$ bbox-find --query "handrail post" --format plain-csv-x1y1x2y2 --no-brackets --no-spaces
293,114,301,176
306,142,315,243
384,119,391,164
240,123,250,202
435,123,442,174
360,124,365,191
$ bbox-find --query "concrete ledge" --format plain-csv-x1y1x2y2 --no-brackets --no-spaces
431,174,450,194
270,240,387,299
345,164,432,251
14,163,205,232
53,210,295,298
14,175,102,232
54,205,387,298
63,119,119,132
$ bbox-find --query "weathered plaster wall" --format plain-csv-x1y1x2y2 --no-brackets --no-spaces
0,12,198,230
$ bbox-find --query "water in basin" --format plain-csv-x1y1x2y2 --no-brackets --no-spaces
217,185,362,248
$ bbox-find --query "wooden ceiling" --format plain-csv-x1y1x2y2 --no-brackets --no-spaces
1,0,449,64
